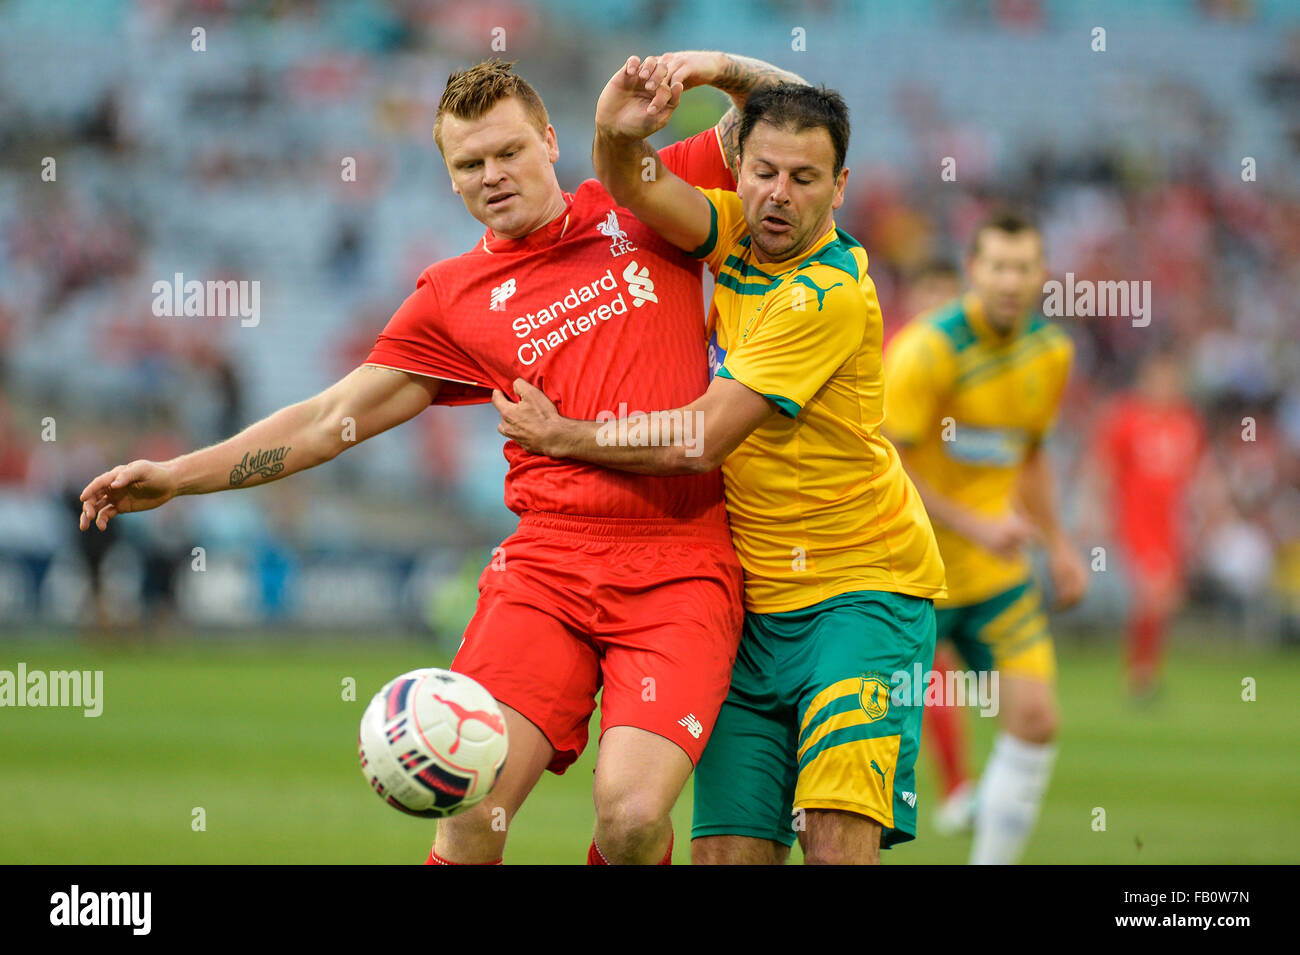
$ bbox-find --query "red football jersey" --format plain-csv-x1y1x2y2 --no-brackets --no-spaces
1093,396,1205,559
367,128,736,522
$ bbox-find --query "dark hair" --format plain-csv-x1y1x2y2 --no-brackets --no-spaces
738,83,850,175
967,207,1041,258
434,59,548,152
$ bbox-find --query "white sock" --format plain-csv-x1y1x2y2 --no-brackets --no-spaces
969,733,1056,865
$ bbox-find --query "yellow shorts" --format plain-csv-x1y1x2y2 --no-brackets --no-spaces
935,579,1056,682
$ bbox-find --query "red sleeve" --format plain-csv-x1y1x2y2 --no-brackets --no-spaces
658,126,736,191
365,269,493,407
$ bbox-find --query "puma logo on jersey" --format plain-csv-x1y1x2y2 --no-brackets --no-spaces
792,274,843,311
622,261,658,307
598,209,637,257
678,713,703,739
489,278,517,311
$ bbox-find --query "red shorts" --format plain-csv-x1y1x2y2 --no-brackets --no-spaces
451,512,744,774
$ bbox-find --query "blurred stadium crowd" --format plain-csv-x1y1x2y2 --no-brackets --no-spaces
0,0,1297,642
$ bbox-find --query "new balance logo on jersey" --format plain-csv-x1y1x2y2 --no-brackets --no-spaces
902,791,917,808
489,278,517,311
622,261,658,307
678,713,703,739
597,210,637,257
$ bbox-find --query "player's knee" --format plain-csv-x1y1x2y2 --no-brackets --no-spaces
594,790,671,858
692,836,790,865
1011,701,1058,743
802,810,882,864
804,842,878,866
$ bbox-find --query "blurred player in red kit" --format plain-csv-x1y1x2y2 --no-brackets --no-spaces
1088,350,1208,700
77,53,803,865
891,260,975,830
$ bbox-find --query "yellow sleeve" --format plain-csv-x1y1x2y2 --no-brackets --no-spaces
1030,331,1074,445
882,324,957,447
717,269,865,417
690,188,748,275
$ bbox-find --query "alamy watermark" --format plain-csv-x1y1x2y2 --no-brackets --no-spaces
152,272,260,327
889,663,999,717
50,885,150,935
595,404,704,458
1042,272,1151,327
0,663,103,717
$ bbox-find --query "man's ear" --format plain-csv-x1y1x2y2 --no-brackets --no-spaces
831,166,849,211
545,124,559,164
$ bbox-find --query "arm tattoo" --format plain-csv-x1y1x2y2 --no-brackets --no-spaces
717,106,743,180
229,445,291,487
712,55,807,99
711,55,808,175
361,365,408,378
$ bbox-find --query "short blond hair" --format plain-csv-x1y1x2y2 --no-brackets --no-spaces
433,59,549,152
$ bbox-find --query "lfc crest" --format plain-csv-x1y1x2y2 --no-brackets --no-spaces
597,209,637,257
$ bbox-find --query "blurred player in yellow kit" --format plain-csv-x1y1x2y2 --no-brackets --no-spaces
883,211,1088,864
890,260,978,830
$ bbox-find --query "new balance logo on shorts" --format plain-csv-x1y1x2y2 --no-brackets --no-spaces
678,713,703,739
489,278,517,311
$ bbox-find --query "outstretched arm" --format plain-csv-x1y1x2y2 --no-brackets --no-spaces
634,51,807,178
592,55,714,252
592,52,803,252
492,375,774,475
79,365,441,530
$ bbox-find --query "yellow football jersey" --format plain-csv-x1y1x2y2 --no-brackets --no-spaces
883,294,1073,607
692,188,946,614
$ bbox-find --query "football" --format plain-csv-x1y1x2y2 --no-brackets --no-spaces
358,668,509,818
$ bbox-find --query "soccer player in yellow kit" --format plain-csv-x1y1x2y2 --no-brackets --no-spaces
883,211,1089,864
496,62,945,865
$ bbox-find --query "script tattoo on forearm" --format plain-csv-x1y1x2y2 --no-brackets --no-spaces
229,446,291,487
712,55,808,175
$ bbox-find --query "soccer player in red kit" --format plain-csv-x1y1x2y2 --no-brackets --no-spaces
1088,351,1207,699
77,53,804,864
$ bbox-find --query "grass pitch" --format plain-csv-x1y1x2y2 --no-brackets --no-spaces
1,635,1295,864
